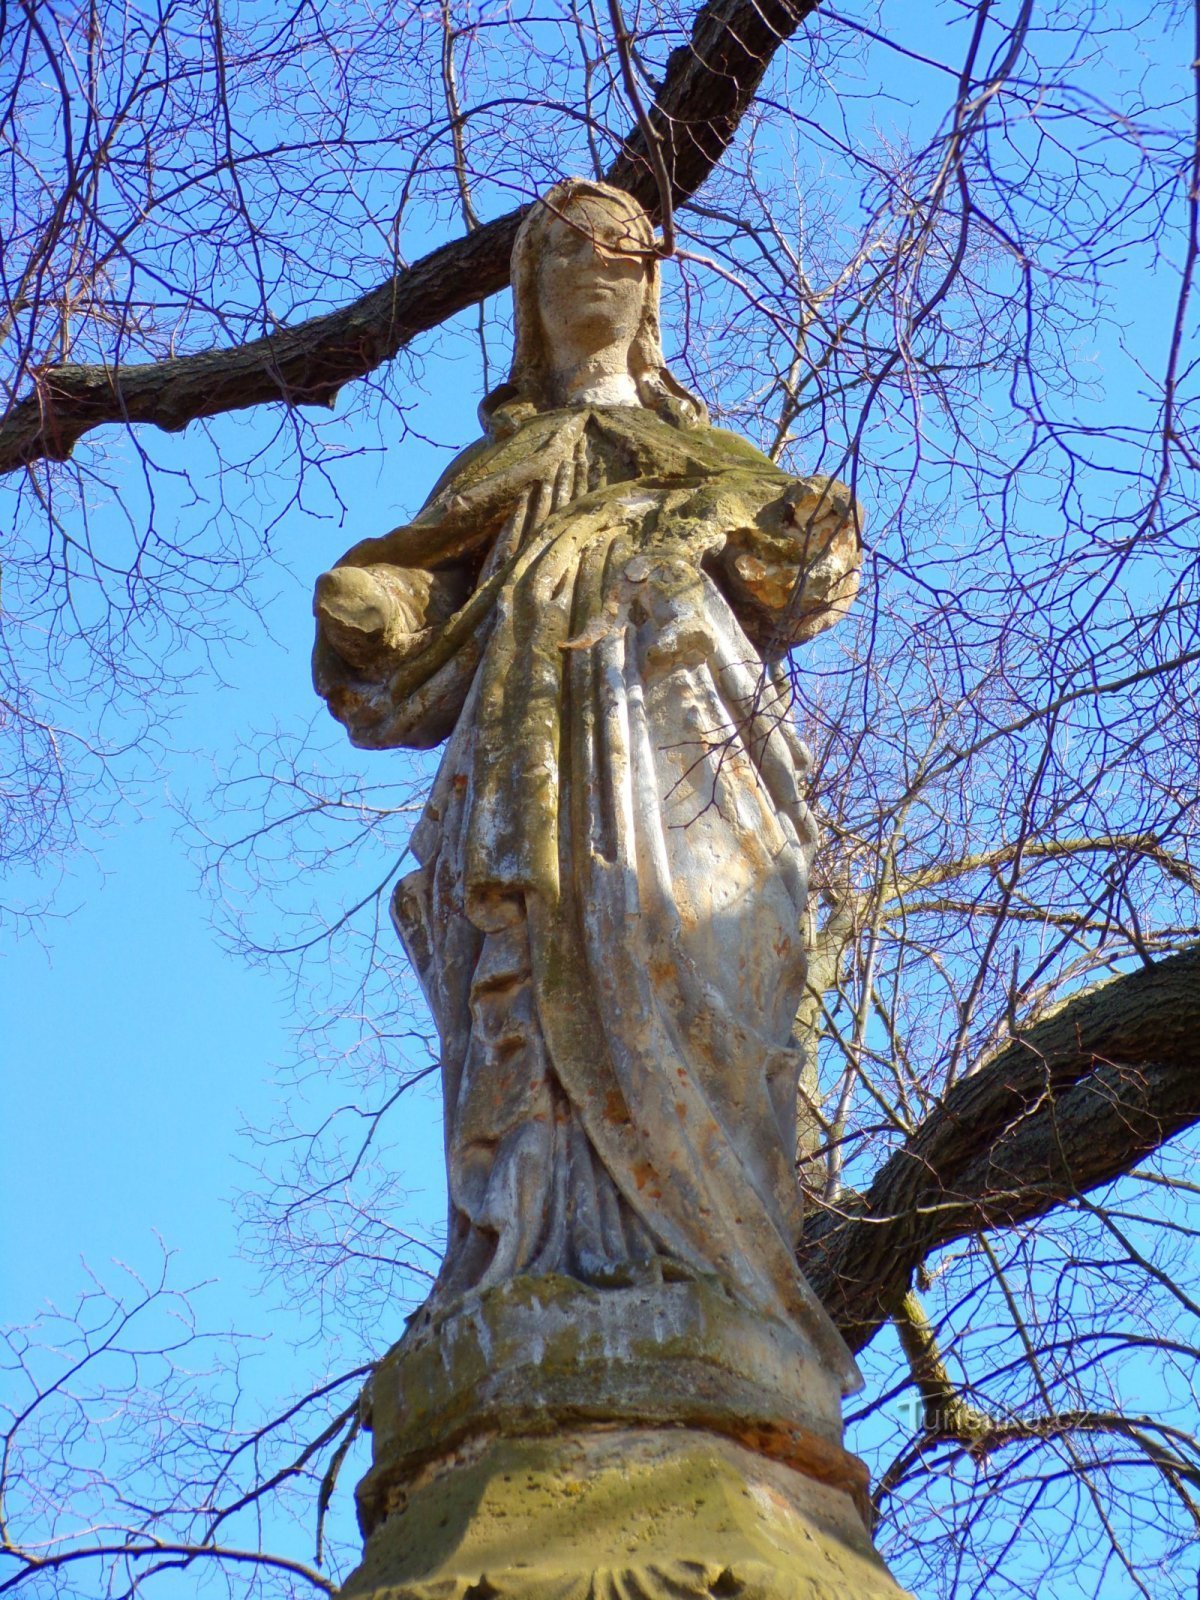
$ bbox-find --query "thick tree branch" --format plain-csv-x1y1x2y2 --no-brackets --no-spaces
892,1289,994,1444
802,945,1200,1353
0,0,817,475
0,221,524,473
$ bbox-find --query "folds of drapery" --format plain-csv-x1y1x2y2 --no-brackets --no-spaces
318,407,861,1390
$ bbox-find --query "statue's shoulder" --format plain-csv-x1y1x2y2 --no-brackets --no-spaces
421,411,580,507
422,435,494,504
702,425,790,476
607,404,783,472
418,408,788,507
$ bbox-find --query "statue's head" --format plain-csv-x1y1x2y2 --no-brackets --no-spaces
480,180,707,435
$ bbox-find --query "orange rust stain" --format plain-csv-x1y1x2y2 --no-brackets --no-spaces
728,1421,873,1531
604,1090,630,1125
632,1161,656,1191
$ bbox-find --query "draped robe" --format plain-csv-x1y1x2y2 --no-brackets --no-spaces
315,402,860,1388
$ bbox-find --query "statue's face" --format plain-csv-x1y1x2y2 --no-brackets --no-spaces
536,197,649,373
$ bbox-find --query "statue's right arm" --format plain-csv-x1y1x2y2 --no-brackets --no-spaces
313,560,468,673
311,436,507,679
312,419,582,745
311,437,538,747
312,552,482,751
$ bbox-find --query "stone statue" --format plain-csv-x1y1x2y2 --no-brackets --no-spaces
315,181,905,1600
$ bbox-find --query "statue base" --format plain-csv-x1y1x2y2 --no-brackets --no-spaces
339,1426,909,1600
342,1275,909,1598
355,1274,858,1535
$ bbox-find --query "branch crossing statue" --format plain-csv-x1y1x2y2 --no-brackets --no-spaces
315,180,908,1600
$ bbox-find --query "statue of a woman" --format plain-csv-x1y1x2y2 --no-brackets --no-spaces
314,180,862,1386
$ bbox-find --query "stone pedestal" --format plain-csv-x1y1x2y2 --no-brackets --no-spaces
341,1428,906,1600
341,1276,909,1599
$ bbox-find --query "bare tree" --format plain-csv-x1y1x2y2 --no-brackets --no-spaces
3,0,1199,1595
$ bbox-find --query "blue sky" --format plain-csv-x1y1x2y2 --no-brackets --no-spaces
0,391,468,1586
0,432,412,1300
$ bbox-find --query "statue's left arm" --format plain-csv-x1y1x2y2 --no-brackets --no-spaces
700,466,865,658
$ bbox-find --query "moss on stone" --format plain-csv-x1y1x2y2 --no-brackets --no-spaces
341,1429,910,1600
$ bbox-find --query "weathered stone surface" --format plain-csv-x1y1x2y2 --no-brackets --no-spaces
356,1275,856,1537
341,1430,909,1600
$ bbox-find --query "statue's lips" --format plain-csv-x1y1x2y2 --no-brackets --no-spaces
570,283,634,316
573,273,634,293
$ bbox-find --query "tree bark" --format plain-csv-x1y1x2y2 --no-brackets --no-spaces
0,0,817,475
801,945,1200,1354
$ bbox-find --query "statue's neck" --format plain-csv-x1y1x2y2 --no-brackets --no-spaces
555,361,641,409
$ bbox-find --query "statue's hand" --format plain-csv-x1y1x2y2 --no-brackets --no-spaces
315,567,398,668
314,563,467,671
717,474,863,654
